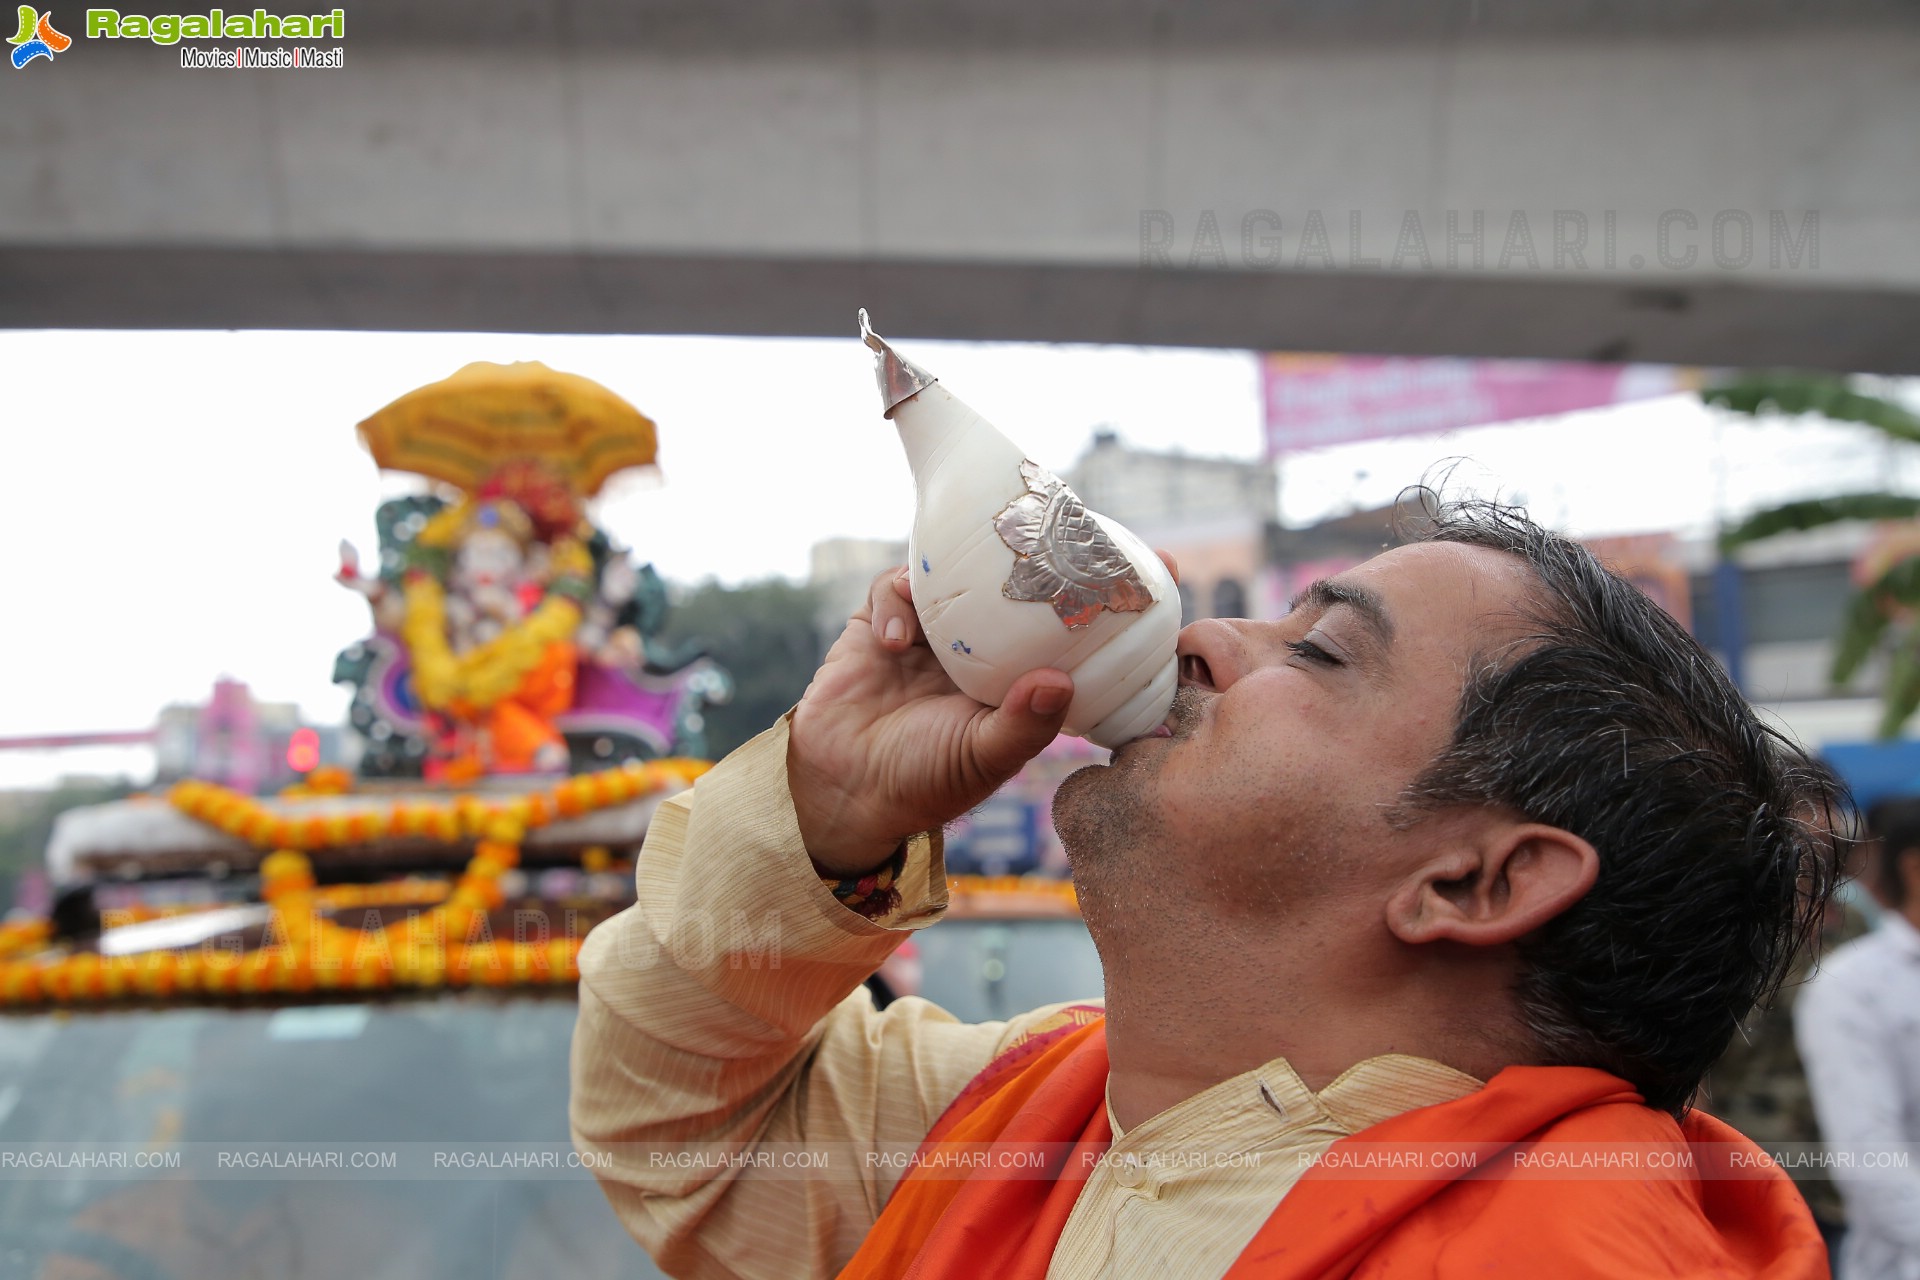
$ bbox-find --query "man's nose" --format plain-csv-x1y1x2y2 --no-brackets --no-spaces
1176,618,1251,692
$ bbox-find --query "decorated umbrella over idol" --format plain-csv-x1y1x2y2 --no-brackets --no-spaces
335,362,731,781
355,360,661,502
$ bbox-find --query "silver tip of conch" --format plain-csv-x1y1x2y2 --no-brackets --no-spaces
857,308,937,419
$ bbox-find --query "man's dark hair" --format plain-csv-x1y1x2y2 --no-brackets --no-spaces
1865,796,1920,908
1391,494,1844,1117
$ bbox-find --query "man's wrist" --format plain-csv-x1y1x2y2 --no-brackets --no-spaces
816,843,910,920
785,713,912,878
790,797,905,879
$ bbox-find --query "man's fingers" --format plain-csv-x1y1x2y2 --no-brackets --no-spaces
868,566,921,650
969,670,1074,780
1156,549,1179,585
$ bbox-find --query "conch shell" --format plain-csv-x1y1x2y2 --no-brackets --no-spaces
861,310,1180,747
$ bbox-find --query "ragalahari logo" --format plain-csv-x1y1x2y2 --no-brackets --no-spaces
9,6,70,66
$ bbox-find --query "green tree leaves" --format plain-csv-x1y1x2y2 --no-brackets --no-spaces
1707,373,1920,737
655,579,826,759
1704,373,1920,443
1720,494,1920,553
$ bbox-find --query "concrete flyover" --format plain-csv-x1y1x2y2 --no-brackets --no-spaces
3,0,1917,370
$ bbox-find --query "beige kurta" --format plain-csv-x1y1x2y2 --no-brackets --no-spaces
570,717,1479,1279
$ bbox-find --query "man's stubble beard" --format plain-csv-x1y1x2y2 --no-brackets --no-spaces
1054,685,1211,880
1053,686,1209,935
1052,738,1172,926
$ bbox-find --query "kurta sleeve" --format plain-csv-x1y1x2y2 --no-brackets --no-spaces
569,714,1045,1279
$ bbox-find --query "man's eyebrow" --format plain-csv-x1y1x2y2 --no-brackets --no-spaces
1286,579,1395,648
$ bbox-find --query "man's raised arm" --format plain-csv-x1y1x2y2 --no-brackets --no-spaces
570,567,1082,1279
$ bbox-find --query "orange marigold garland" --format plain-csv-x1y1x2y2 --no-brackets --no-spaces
0,758,709,1007
0,919,52,963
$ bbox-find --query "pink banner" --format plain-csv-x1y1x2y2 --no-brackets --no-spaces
1262,355,1695,457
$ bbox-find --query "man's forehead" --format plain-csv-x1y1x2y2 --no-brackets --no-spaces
1350,540,1531,586
1322,543,1537,636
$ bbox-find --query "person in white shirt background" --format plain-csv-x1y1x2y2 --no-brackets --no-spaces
1798,797,1920,1280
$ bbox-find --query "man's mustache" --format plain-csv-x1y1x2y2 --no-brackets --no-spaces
1167,685,1209,738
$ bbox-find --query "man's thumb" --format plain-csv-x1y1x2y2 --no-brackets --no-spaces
970,672,1073,779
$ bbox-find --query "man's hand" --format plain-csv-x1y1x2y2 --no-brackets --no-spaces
787,567,1075,878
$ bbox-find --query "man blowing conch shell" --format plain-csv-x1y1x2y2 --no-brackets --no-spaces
570,497,1840,1279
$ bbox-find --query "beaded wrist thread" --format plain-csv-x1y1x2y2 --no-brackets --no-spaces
823,843,908,920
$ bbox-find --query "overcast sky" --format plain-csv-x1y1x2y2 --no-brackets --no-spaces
1,328,1909,788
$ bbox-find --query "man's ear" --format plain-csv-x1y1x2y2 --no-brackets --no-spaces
1386,822,1598,948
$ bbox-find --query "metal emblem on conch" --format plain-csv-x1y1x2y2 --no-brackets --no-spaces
994,460,1155,629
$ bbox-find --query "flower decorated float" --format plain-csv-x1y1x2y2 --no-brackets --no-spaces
2,361,734,1008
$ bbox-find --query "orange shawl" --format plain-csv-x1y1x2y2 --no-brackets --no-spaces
838,1016,1828,1280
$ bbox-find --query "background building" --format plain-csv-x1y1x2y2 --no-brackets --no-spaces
1065,428,1280,622
808,536,909,643
153,678,347,794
